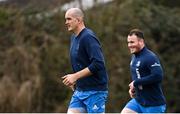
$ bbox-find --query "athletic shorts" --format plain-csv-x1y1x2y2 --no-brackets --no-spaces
68,90,108,113
125,98,166,113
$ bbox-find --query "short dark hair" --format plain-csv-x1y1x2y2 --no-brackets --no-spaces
128,29,144,39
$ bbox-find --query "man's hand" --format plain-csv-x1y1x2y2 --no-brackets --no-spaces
129,81,135,89
129,81,136,98
129,88,136,98
62,73,77,87
61,68,92,91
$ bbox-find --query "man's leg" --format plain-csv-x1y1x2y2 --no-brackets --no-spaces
67,108,86,114
121,99,140,114
121,107,137,113
67,91,87,114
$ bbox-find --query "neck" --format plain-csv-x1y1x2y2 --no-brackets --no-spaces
140,44,145,50
74,24,85,36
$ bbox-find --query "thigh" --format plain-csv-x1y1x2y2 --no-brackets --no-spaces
84,91,108,113
68,91,87,113
122,99,141,113
141,104,166,113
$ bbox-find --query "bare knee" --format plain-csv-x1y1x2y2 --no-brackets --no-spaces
121,108,137,114
67,108,86,114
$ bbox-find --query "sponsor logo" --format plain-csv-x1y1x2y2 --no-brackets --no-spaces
136,61,141,67
92,105,99,110
101,104,105,109
151,62,160,67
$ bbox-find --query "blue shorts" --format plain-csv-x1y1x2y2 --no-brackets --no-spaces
125,99,166,113
68,90,108,113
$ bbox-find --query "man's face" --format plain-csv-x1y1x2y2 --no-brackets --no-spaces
65,11,78,32
127,34,142,54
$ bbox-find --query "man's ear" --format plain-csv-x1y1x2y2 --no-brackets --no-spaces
140,39,145,45
77,17,83,23
76,17,80,22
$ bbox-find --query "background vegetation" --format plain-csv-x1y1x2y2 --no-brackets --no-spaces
0,0,179,112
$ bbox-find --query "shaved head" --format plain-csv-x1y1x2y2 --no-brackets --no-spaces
66,8,84,20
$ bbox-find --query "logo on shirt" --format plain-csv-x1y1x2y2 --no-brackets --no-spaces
151,62,160,67
136,61,141,67
101,104,105,109
92,105,99,110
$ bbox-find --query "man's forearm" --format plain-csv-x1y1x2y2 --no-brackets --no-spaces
74,67,93,80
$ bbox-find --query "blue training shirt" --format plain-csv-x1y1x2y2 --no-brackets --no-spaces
70,28,108,91
130,47,166,106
